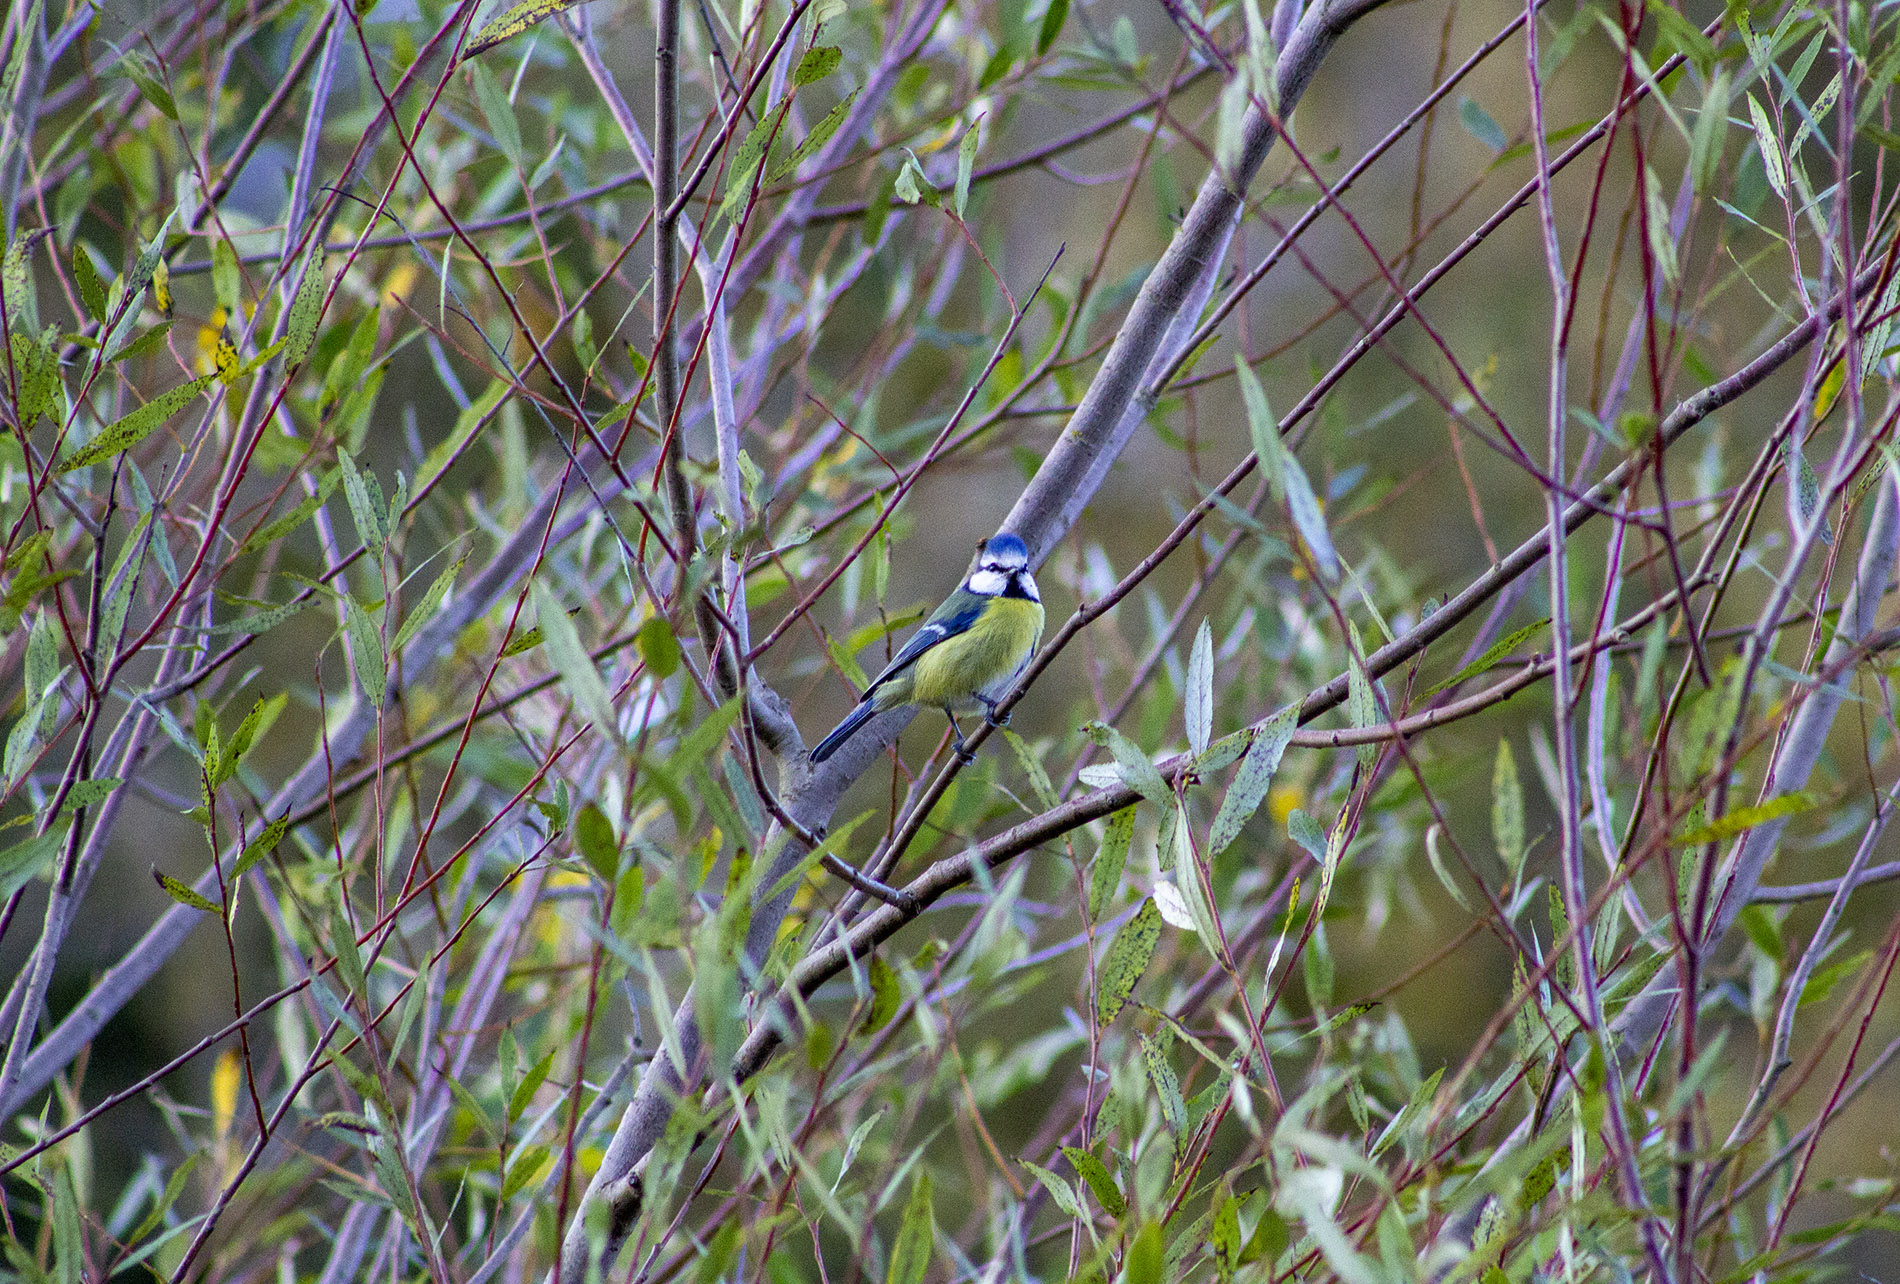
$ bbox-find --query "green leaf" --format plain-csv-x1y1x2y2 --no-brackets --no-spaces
343,593,387,710
574,804,620,880
1096,898,1160,1025
1061,1146,1126,1218
770,90,858,181
10,328,61,428
1236,356,1338,579
464,0,584,56
1084,721,1169,807
1089,804,1136,918
1019,1160,1081,1219
392,550,467,655
58,776,123,814
955,119,980,218
1184,619,1213,754
1423,617,1552,697
508,1050,555,1122
892,149,940,207
231,815,290,879
120,52,178,120
153,868,219,913
721,107,781,223
500,1143,550,1202
1493,739,1524,879
1647,0,1717,74
1124,1221,1163,1284
0,826,63,899
469,61,522,167
1208,706,1297,856
1037,0,1068,53
1346,623,1378,769
1141,1033,1185,1136
1458,95,1507,153
1746,93,1787,200
1800,947,1872,1007
531,580,621,744
637,616,681,678
792,45,842,86
859,953,900,1034
1212,1194,1242,1284
283,251,329,369
887,1172,934,1284
1673,792,1816,845
331,890,366,997
71,243,108,323
59,375,215,472
211,237,241,315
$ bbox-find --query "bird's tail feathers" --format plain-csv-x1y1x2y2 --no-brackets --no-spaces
810,699,877,763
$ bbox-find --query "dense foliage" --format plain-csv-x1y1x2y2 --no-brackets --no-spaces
5,0,1900,1280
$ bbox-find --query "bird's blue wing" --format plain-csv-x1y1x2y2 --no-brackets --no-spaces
861,600,984,695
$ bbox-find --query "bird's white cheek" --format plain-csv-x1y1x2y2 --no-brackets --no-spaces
967,569,1008,596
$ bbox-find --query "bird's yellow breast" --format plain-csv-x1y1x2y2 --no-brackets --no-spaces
905,597,1044,711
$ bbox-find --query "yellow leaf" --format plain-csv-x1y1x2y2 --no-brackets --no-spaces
153,258,173,315
211,1047,241,1140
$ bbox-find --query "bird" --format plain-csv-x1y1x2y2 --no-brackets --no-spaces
809,531,1044,764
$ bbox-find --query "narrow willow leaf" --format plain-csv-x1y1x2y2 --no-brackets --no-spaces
637,616,680,678
59,375,214,472
1208,706,1297,856
1746,93,1787,200
530,581,619,742
344,594,387,710
58,777,122,814
1672,792,1814,845
231,815,289,879
955,119,980,217
1089,805,1136,918
239,468,341,554
1346,623,1378,769
1423,617,1551,697
1458,95,1506,153
887,1173,934,1284
330,889,366,997
468,62,522,167
1212,1195,1242,1284
204,595,312,637
770,89,857,181
792,45,841,85
858,953,899,1033
1001,727,1057,809
1020,1160,1081,1219
337,452,387,561
1038,0,1068,51
464,0,585,57
211,238,240,315
9,328,60,428
1184,619,1213,755
153,868,218,913
721,107,781,223
1060,1147,1126,1218
283,251,329,369
0,827,63,899
72,243,108,323
1096,898,1160,1025
1141,1034,1185,1136
1084,722,1170,806
1493,739,1524,879
391,550,467,655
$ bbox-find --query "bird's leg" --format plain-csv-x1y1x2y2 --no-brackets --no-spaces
948,714,975,765
979,694,1011,729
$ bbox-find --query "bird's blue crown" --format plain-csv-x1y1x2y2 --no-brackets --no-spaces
985,532,1029,563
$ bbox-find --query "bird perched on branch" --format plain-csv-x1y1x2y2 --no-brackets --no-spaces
810,532,1043,764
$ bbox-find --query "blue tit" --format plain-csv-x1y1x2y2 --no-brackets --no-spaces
810,531,1044,764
